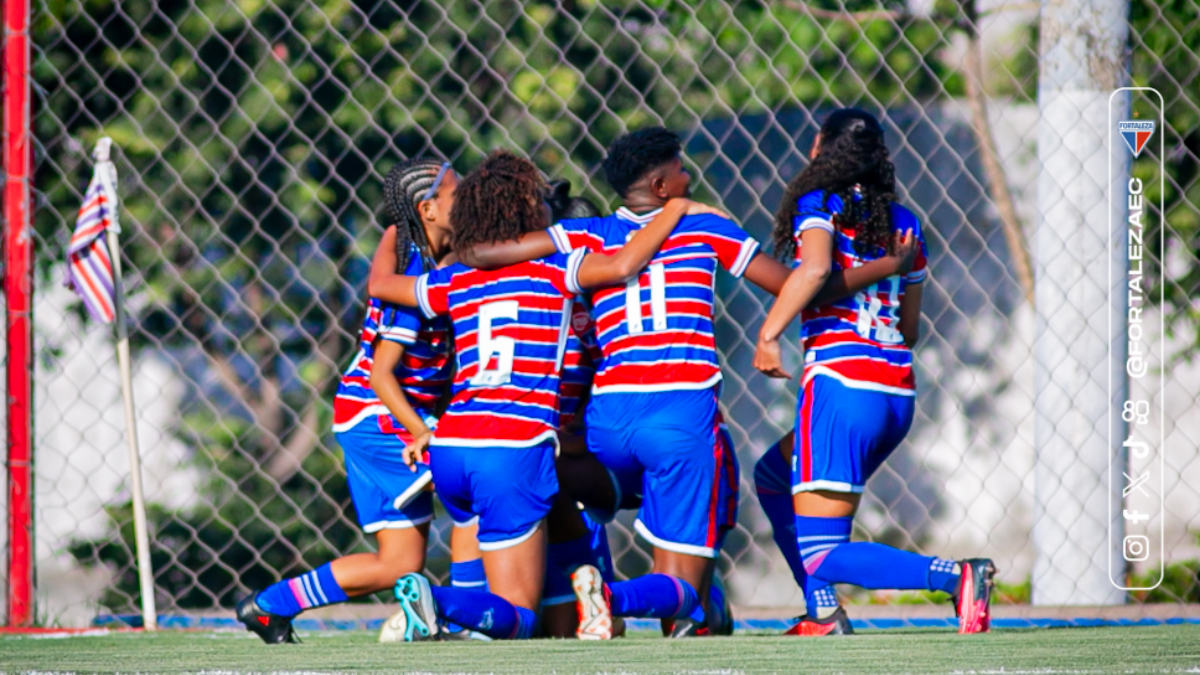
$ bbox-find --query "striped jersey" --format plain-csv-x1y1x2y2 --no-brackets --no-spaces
560,298,602,429
792,189,928,395
548,207,759,394
332,245,453,434
415,250,586,447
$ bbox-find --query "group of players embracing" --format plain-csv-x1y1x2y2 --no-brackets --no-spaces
235,108,996,645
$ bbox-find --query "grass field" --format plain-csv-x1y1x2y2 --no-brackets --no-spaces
2,625,1199,674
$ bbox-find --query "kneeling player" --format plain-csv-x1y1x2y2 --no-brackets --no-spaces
366,152,715,641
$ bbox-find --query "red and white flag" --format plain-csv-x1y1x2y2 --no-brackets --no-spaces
66,138,120,324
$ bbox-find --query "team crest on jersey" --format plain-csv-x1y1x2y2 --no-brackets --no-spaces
1118,120,1155,158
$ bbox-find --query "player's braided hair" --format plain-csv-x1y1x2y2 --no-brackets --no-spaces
773,109,896,262
383,157,445,271
450,150,549,254
602,127,681,198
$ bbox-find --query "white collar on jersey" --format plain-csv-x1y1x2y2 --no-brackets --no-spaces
615,206,664,225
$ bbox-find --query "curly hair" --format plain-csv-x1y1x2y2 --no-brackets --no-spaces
602,127,681,198
773,109,896,262
450,150,549,254
383,157,447,272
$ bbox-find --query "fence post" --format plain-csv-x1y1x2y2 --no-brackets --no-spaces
3,0,33,627
1032,0,1129,605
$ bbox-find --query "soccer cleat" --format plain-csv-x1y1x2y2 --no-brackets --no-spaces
668,617,710,638
381,573,439,642
572,564,613,640
236,593,298,644
954,558,996,634
784,607,855,636
439,625,493,642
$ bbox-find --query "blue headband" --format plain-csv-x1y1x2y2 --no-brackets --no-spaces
421,162,451,202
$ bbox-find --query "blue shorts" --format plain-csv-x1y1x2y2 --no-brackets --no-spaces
586,388,738,559
336,418,434,532
430,441,558,551
542,512,614,607
791,375,915,494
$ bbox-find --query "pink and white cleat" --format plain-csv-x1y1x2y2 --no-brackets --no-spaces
572,564,613,640
954,558,996,634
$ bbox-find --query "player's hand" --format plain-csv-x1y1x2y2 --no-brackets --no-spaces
671,198,732,221
402,431,432,471
890,228,917,275
754,336,792,379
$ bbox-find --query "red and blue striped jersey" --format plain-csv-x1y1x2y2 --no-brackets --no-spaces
559,298,602,429
415,250,586,447
792,190,928,395
548,207,759,394
332,245,453,433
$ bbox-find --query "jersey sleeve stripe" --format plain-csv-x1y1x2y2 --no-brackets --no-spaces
565,248,586,295
795,215,836,234
548,223,572,253
415,274,435,319
728,238,759,278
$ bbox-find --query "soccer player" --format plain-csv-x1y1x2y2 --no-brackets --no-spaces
459,127,912,636
236,159,487,643
364,151,719,641
753,108,995,636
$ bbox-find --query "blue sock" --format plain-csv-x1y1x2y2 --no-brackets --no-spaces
450,559,487,590
753,445,807,589
928,558,962,594
797,515,940,591
428,586,537,640
446,559,487,632
256,563,350,618
687,579,729,626
608,574,698,619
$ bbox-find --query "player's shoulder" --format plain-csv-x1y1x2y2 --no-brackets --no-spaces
674,211,743,238
556,214,608,233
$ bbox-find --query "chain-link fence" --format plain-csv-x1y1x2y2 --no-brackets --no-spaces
9,0,1200,625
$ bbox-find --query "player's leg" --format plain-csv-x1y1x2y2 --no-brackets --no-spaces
791,377,993,633
395,441,556,641
619,391,730,637
754,433,809,589
239,422,433,644
440,521,490,640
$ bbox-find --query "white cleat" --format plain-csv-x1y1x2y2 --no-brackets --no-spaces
572,564,613,640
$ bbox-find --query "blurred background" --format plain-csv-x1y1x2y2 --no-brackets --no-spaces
4,0,1197,626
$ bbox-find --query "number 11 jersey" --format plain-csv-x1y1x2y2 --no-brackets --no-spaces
415,249,586,447
548,207,760,395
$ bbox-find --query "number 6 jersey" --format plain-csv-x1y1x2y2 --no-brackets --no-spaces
415,249,586,447
547,207,760,395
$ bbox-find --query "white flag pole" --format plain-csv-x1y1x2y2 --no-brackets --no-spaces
94,137,158,631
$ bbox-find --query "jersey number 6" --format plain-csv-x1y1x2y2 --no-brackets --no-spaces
472,300,518,386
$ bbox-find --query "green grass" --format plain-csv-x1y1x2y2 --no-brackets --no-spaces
2,626,1199,674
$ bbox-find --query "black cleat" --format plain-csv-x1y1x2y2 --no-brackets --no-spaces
784,606,855,636
236,593,298,644
668,617,711,638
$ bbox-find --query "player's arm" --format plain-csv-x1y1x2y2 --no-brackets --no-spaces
742,228,916,302
576,198,728,288
367,226,415,305
897,281,924,348
460,231,559,270
753,227,834,379
369,339,432,467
